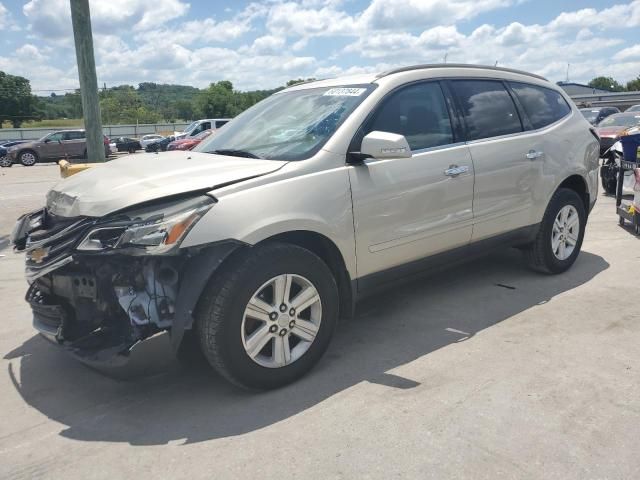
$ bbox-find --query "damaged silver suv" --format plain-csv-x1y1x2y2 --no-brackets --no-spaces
12,65,599,389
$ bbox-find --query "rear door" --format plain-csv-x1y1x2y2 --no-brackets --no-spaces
449,79,539,241
349,80,474,279
60,131,86,157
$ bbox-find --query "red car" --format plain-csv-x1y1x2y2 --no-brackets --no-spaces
167,129,213,151
596,112,640,156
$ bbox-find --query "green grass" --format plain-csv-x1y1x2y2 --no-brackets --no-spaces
1,119,84,129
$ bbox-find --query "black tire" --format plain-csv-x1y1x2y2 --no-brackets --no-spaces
19,150,37,166
195,242,339,390
600,163,617,195
0,155,12,167
524,188,586,274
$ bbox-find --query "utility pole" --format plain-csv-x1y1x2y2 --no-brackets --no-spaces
70,0,105,162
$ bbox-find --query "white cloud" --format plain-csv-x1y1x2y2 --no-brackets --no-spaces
4,0,640,92
360,0,513,30
614,44,640,61
23,0,190,39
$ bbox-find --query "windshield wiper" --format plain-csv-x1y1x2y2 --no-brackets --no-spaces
210,149,262,159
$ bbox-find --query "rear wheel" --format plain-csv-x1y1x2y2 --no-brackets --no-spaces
19,150,37,166
195,243,339,390
600,162,617,195
525,188,586,274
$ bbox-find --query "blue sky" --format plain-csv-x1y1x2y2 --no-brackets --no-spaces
1,0,639,94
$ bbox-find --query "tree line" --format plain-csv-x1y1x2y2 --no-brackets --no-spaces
4,68,639,128
586,76,640,92
0,71,315,128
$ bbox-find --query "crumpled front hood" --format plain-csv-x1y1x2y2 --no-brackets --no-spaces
46,151,287,217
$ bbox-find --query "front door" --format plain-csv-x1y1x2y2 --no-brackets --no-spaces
349,81,474,280
37,132,65,160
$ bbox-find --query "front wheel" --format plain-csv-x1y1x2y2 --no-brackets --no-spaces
195,243,339,390
524,188,586,274
0,155,12,167
19,150,37,166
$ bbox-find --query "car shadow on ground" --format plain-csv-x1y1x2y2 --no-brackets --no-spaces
4,249,609,446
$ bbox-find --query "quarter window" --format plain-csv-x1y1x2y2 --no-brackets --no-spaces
451,80,522,141
367,82,454,151
509,82,571,129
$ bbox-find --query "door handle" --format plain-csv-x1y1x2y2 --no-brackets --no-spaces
444,165,469,177
526,149,544,160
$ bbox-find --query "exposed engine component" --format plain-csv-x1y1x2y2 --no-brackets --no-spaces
113,261,178,328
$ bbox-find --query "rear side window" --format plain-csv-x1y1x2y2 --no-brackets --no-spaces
367,81,454,151
215,120,228,129
65,131,85,140
510,83,571,129
451,80,522,141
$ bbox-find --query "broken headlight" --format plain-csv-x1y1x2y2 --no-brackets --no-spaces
77,196,214,254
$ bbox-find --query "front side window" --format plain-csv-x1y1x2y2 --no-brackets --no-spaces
510,83,571,129
366,82,454,151
45,133,64,142
451,80,522,141
195,85,375,160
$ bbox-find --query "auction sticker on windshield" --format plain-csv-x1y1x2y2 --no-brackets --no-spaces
323,87,367,96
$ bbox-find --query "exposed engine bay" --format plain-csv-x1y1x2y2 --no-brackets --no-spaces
28,255,183,364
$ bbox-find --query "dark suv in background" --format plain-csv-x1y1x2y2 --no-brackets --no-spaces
6,130,110,166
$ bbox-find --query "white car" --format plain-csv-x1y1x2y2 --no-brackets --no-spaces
174,119,230,140
140,134,165,148
12,64,599,390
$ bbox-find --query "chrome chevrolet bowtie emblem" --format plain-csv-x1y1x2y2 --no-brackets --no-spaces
29,247,49,264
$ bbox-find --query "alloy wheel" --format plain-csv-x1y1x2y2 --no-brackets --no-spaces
241,274,322,368
20,152,36,166
551,205,580,261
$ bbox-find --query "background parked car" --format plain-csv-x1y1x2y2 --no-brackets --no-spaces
580,106,620,125
145,136,175,152
167,129,213,151
140,134,165,149
626,104,640,112
595,112,640,155
111,136,142,153
6,130,110,166
173,118,230,139
0,141,27,167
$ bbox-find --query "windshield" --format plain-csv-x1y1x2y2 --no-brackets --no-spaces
194,85,375,160
580,109,599,122
183,121,199,133
627,105,640,112
598,114,640,127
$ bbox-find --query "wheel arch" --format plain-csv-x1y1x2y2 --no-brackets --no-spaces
18,148,39,162
556,174,589,213
256,230,355,319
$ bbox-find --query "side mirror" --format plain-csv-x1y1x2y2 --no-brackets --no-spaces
44,138,51,143
350,131,412,163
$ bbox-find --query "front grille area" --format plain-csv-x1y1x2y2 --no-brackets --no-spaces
24,209,95,281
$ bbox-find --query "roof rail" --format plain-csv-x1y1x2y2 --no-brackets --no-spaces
376,64,548,82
